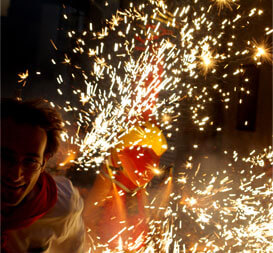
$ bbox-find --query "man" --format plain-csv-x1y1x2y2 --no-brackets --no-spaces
1,98,85,252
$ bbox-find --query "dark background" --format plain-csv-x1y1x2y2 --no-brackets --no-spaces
1,0,272,169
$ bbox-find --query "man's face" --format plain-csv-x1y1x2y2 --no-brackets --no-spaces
1,118,48,207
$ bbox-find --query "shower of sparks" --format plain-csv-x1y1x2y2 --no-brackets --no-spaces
50,0,272,251
54,0,271,168
88,146,273,252
140,148,273,252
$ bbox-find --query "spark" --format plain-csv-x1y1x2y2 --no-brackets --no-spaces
17,69,29,87
252,40,273,63
211,0,236,13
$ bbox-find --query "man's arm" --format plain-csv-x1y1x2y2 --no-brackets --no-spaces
48,176,85,253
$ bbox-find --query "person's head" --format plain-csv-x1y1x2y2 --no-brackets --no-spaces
1,98,64,207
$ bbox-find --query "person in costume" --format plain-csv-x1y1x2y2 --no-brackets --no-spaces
1,98,85,253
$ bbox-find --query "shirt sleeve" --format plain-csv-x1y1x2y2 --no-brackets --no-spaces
48,176,86,253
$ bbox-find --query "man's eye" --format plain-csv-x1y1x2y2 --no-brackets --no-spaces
22,159,41,170
23,158,39,165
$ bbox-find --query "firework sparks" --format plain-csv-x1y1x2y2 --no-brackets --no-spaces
252,40,273,64
17,69,29,87
50,0,272,251
211,0,236,12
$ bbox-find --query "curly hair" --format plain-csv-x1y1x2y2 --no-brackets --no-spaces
1,98,64,158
